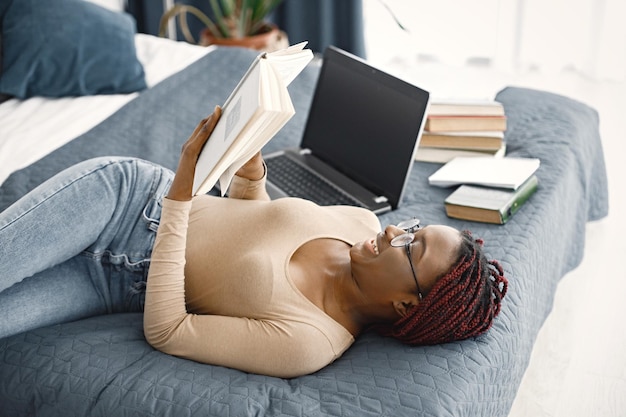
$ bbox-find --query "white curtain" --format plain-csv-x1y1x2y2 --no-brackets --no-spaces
364,0,626,81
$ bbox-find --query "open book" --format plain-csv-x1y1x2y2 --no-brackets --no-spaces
192,42,314,196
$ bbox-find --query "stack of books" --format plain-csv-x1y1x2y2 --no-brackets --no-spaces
428,156,541,224
415,99,507,163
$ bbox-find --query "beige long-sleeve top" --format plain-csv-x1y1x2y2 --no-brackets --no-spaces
144,175,380,378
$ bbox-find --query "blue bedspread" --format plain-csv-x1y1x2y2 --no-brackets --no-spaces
0,47,609,417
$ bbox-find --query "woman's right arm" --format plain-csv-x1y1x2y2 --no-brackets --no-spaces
143,197,192,348
166,106,222,202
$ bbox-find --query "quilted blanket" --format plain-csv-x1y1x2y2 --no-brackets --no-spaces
0,47,609,417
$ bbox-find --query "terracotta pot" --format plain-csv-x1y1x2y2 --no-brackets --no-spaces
199,23,289,52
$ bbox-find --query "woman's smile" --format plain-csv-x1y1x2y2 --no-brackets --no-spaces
370,237,380,255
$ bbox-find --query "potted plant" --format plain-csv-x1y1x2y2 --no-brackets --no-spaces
159,0,288,52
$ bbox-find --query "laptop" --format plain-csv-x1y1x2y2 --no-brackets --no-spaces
264,46,430,214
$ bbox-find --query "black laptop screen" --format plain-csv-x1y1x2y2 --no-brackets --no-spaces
301,46,429,208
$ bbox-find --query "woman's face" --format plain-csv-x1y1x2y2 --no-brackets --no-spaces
349,224,462,317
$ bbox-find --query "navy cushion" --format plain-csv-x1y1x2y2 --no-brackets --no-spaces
0,0,147,99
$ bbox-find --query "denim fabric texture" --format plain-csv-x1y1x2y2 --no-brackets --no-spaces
0,157,173,338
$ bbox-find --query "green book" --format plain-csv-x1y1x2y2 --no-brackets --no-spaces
444,175,539,224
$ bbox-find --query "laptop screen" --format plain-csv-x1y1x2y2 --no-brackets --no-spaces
300,46,430,209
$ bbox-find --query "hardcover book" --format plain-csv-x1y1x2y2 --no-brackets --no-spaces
415,142,506,163
192,42,313,196
419,130,504,150
424,115,507,132
428,99,505,116
444,175,539,224
428,156,541,189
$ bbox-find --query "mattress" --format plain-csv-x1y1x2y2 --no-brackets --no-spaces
0,46,609,416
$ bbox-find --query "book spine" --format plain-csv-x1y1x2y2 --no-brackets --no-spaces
500,175,539,223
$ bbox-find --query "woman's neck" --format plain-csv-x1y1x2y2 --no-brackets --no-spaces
289,238,365,336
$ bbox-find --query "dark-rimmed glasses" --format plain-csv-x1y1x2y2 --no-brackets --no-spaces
390,218,423,301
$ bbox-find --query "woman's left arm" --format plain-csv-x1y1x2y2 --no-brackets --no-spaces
226,152,271,200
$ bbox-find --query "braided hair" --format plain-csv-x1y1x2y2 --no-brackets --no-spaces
379,230,508,345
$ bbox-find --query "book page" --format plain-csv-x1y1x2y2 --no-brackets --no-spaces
264,41,313,87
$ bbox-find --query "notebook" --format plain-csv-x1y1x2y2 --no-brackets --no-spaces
264,46,430,214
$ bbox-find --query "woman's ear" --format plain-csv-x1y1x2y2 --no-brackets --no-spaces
393,298,417,318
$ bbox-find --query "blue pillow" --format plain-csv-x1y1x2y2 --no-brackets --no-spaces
0,0,147,99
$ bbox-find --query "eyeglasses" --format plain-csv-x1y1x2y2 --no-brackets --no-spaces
390,218,423,301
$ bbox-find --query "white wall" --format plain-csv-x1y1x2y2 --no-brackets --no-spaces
364,0,626,81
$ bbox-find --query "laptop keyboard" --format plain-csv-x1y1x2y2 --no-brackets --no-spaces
266,155,365,207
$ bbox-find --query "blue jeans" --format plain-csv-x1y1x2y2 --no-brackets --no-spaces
0,157,173,339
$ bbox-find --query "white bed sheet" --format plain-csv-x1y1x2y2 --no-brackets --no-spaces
0,34,213,186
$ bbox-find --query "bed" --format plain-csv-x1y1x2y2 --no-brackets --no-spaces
0,1,609,416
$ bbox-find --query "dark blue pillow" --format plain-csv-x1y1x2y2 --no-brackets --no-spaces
0,0,147,99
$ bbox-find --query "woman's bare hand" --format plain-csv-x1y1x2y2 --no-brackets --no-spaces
235,151,266,181
166,106,222,201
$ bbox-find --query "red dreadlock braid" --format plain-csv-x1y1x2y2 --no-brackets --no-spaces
381,230,508,346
